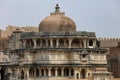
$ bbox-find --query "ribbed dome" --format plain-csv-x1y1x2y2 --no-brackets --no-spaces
39,4,76,32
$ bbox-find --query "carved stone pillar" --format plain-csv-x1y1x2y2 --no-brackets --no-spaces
68,39,72,48
55,67,58,77
93,39,96,48
39,68,41,77
87,40,89,48
45,39,48,47
61,67,64,76
34,68,36,77
48,67,52,77
56,39,59,48
25,68,29,80
44,68,46,77
83,39,87,48
23,40,26,48
33,39,37,48
40,39,42,47
64,39,67,48
79,40,82,48
69,68,71,77
13,68,19,80
50,39,53,48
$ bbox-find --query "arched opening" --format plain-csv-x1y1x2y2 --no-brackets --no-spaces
21,70,24,79
64,68,69,76
66,39,69,48
57,68,61,76
36,39,40,47
89,39,93,48
51,68,55,76
26,40,30,48
71,68,74,76
26,39,34,48
81,69,86,79
53,39,56,48
29,68,34,77
45,69,48,76
42,39,46,47
36,68,39,77
48,40,50,47
81,41,84,48
59,39,64,47
41,69,44,76
71,39,80,48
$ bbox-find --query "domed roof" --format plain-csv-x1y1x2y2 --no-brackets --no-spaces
39,4,76,32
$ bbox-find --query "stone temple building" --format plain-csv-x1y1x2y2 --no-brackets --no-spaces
0,4,111,80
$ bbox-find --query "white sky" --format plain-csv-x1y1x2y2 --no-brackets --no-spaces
0,0,120,37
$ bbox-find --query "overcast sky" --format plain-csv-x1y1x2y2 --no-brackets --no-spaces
0,0,120,38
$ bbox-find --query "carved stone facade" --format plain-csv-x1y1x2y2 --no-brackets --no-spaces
0,4,111,80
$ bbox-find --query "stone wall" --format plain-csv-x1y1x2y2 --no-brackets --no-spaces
0,25,38,38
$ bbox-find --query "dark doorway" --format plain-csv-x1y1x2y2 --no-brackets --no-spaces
21,70,24,79
81,69,86,79
0,68,5,80
77,73,79,79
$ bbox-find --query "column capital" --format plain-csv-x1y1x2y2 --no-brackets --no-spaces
55,67,58,70
47,66,52,70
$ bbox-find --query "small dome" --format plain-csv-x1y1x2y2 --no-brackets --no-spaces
39,4,76,32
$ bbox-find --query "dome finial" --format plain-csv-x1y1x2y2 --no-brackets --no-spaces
55,4,60,12
51,4,65,15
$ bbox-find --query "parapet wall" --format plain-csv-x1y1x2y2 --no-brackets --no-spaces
97,38,120,48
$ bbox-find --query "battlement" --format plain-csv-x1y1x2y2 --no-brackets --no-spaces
98,37,120,41
97,38,120,48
